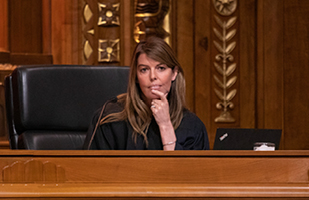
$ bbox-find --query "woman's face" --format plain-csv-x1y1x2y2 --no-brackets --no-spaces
136,53,178,106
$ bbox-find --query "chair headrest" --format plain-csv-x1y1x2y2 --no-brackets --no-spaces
12,65,130,132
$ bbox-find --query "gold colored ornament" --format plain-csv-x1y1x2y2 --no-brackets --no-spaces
213,15,237,123
213,0,237,16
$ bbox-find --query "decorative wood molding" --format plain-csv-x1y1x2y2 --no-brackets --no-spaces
134,0,170,43
98,38,120,62
82,0,121,64
2,159,65,183
212,0,238,123
213,0,237,16
98,2,120,26
0,64,17,71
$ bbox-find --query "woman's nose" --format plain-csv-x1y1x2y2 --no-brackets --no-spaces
150,69,157,81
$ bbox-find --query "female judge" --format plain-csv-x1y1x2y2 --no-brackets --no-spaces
84,36,209,150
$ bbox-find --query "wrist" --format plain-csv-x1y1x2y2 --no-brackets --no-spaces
163,140,176,146
158,121,173,132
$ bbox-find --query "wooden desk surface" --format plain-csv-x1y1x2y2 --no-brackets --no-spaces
0,150,308,199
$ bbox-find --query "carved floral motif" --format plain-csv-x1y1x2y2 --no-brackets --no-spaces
98,39,120,62
82,1,121,64
98,2,120,26
212,0,238,123
213,0,237,16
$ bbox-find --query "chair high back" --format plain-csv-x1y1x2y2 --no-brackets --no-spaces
5,65,129,149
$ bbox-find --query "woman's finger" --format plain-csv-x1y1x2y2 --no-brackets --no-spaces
151,89,168,102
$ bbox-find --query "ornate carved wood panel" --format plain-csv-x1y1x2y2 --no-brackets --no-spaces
194,0,256,148
83,0,123,65
134,0,170,43
82,0,172,65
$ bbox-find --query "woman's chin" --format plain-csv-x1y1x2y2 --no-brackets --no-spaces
146,94,160,100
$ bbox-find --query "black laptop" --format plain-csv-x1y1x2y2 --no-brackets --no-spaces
213,128,282,150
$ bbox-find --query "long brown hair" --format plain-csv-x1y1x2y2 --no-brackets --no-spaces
101,36,186,145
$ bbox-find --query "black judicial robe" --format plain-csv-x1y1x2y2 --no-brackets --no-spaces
83,98,209,150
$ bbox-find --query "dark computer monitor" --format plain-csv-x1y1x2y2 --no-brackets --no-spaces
213,128,282,150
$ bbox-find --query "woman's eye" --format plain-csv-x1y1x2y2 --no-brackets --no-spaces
157,66,166,71
140,68,147,73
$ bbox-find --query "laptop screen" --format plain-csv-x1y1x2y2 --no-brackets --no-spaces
213,128,282,150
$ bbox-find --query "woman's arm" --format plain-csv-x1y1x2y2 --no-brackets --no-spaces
150,90,176,150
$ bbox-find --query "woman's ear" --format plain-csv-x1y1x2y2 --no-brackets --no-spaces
172,66,179,81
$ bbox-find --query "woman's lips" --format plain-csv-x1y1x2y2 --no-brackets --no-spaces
149,85,160,90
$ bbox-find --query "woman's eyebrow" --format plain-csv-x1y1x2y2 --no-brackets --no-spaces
137,64,148,68
156,63,166,66
137,63,165,68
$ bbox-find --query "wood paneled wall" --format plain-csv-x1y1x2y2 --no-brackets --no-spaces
0,0,309,149
283,0,309,150
51,0,82,64
179,0,309,150
8,0,52,64
257,0,309,150
0,0,8,54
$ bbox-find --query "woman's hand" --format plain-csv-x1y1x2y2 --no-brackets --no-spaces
150,90,170,126
150,90,176,150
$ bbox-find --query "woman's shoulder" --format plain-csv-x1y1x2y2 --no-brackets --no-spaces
103,95,125,116
91,95,125,118
181,109,205,128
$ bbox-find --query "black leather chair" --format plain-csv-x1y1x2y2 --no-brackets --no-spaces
5,65,129,150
